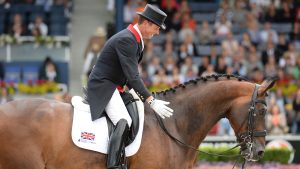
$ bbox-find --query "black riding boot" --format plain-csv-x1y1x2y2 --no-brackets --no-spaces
106,119,129,169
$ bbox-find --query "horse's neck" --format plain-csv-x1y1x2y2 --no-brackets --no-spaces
164,81,242,147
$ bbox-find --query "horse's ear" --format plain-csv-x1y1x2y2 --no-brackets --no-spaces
258,77,277,96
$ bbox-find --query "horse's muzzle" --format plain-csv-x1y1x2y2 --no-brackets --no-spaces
241,140,265,161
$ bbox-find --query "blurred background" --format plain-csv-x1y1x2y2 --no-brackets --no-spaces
0,0,300,167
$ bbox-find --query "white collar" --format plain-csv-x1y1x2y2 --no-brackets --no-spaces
133,24,144,51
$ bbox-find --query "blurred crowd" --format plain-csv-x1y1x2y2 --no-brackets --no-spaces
91,0,300,135
0,0,72,41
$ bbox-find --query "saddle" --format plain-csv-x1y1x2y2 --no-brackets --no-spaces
82,87,140,146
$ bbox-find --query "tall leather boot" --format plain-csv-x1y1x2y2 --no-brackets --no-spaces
106,119,129,169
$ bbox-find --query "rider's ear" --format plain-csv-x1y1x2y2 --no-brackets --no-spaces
258,77,277,97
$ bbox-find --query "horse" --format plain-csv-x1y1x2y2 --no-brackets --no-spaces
0,75,275,169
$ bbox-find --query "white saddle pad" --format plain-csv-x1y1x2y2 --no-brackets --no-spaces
71,90,144,157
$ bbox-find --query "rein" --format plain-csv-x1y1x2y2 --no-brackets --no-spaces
153,84,267,167
153,111,242,157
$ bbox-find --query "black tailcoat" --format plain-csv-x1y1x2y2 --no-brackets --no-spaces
87,25,151,121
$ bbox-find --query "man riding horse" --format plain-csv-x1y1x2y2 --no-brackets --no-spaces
86,4,174,169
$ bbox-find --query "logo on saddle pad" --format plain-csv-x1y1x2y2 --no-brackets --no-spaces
71,90,145,157
79,131,96,144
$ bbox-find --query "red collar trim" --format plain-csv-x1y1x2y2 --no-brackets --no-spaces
127,24,141,43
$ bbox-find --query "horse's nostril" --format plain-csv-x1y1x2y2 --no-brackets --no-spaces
258,150,264,157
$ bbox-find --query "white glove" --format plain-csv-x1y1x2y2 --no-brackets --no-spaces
149,99,173,119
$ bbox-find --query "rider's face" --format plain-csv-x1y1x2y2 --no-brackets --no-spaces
143,21,160,39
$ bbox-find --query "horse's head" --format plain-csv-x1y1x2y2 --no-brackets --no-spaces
227,78,276,162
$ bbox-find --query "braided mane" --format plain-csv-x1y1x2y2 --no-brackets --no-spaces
154,74,249,96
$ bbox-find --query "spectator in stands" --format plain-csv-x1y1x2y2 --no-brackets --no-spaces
250,67,264,83
8,13,27,38
278,1,293,23
162,31,177,59
261,40,281,65
277,33,289,58
82,43,100,80
123,0,136,26
198,55,210,76
245,52,263,76
39,56,60,83
266,104,289,135
209,45,219,67
259,22,279,45
232,0,247,28
264,57,278,77
293,56,300,79
263,2,279,23
147,55,162,77
178,12,196,42
216,0,233,22
283,42,299,67
0,87,13,104
197,21,213,45
143,40,154,64
169,11,181,32
177,0,190,17
180,56,198,77
201,64,216,77
162,42,177,61
182,33,198,57
283,53,297,78
248,1,263,21
160,0,178,32
221,31,239,57
246,13,260,46
151,68,170,90
295,3,300,24
290,22,300,41
214,13,232,37
215,56,227,74
168,66,184,87
240,32,253,52
177,42,189,66
83,26,106,60
28,15,48,37
163,55,176,75
276,68,290,87
181,12,196,31
292,89,300,133
232,50,247,76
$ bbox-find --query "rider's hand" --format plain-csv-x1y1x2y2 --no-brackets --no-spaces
149,99,173,119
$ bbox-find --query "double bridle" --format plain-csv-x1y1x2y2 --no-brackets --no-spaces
154,84,268,161
237,84,267,159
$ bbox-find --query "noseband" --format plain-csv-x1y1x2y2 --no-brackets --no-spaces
237,84,267,152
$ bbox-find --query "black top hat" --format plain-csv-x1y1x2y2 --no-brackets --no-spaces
137,4,167,30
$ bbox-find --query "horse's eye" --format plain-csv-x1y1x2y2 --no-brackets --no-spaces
258,109,267,116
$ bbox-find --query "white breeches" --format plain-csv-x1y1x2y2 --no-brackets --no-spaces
105,89,132,127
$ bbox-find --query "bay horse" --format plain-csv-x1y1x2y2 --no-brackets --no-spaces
0,75,275,169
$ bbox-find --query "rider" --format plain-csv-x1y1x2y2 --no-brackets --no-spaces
86,4,174,169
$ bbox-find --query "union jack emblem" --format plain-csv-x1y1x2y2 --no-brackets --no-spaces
81,132,95,141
